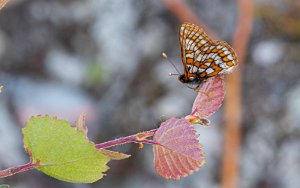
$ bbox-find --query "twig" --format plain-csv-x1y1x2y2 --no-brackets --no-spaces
0,128,159,178
95,128,158,149
221,0,254,188
0,0,8,10
0,162,37,178
161,0,218,39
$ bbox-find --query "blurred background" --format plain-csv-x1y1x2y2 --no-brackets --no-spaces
0,0,300,187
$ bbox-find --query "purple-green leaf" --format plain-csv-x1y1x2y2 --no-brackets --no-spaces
192,75,225,118
153,118,205,180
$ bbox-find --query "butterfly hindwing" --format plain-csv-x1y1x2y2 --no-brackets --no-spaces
178,22,238,88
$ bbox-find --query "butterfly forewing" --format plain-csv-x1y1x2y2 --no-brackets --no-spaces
179,23,212,81
178,23,238,88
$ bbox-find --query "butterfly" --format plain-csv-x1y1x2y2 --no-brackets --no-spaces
178,22,238,91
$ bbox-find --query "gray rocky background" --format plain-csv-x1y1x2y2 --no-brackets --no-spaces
0,0,300,188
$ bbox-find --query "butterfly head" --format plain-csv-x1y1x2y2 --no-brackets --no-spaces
178,74,204,84
178,74,206,91
178,74,189,83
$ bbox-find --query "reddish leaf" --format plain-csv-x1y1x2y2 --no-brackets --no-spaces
192,75,225,118
153,118,205,180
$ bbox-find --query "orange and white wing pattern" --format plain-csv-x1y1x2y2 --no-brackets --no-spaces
178,22,238,86
179,22,212,81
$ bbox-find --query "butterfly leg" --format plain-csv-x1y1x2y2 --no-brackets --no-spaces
194,85,201,92
194,80,210,97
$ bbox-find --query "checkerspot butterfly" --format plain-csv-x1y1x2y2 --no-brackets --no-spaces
178,22,238,91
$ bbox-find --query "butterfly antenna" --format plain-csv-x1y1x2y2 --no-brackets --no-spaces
169,73,179,76
162,52,182,75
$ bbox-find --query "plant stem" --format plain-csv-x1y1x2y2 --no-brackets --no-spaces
95,128,159,149
221,0,253,187
0,162,37,178
0,129,159,178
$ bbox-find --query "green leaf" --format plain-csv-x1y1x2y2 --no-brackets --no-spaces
0,184,9,188
22,115,109,183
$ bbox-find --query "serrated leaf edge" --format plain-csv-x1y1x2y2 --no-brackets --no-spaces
154,144,205,180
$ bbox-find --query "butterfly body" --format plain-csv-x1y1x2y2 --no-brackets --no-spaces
178,23,238,90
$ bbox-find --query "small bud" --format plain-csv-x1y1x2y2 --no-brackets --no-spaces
199,118,210,126
185,115,200,125
185,115,210,126
75,114,88,136
139,143,143,149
